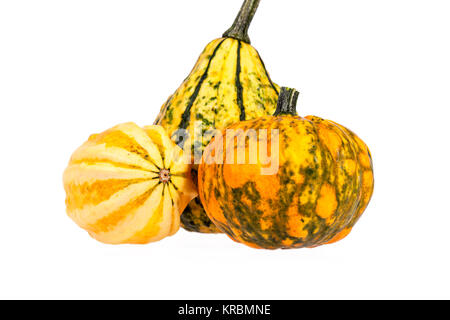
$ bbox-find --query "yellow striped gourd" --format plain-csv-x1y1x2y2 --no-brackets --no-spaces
63,123,197,244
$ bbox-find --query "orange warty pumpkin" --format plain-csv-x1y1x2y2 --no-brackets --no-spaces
198,88,374,249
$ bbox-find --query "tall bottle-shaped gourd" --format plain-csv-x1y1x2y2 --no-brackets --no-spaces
155,0,280,233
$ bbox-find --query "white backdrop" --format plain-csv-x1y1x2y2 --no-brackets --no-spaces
1,0,449,299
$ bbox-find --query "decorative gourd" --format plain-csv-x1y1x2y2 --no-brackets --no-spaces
198,88,374,249
154,0,280,233
63,123,197,244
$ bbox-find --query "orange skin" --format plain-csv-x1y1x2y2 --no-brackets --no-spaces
198,115,374,249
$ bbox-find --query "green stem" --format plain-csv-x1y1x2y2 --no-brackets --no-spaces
223,0,261,44
273,87,300,116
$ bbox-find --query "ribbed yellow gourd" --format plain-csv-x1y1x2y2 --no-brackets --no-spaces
63,123,197,244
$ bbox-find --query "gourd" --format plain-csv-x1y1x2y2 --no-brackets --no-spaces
63,123,197,244
154,0,280,233
198,88,374,249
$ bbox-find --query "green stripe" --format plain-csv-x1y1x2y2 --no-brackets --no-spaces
256,50,279,95
177,39,227,141
235,41,246,121
154,95,173,125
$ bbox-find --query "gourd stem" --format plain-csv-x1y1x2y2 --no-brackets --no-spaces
273,87,300,116
223,0,261,44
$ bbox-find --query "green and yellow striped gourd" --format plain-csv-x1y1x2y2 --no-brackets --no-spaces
155,0,280,233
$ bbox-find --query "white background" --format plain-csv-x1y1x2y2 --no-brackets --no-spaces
1,0,449,299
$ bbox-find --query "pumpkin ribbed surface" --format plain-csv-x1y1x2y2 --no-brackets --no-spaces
198,113,374,249
63,123,197,244
155,37,280,233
